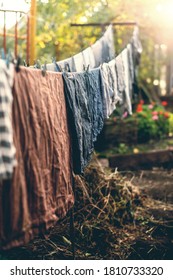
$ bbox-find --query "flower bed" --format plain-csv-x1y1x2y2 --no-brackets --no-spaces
95,100,173,151
134,100,170,143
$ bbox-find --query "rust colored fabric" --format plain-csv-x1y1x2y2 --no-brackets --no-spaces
0,67,74,250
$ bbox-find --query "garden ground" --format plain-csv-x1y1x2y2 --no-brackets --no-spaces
1,161,173,260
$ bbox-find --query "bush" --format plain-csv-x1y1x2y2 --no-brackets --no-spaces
109,100,170,144
169,113,173,135
134,101,170,143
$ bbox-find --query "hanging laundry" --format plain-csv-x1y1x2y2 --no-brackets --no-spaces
63,68,104,174
129,26,143,98
82,47,95,69
0,67,74,249
91,39,103,68
46,56,76,72
100,63,113,118
131,25,143,67
45,24,115,73
108,58,121,110
121,48,132,115
84,68,104,141
91,24,115,68
63,71,93,174
102,24,116,61
127,43,135,84
0,60,17,180
115,53,125,104
0,22,143,250
73,52,84,72
127,42,140,102
46,61,59,71
57,57,76,72
100,59,120,118
100,36,110,64
115,51,132,115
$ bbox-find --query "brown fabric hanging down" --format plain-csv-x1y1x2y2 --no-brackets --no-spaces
0,67,74,250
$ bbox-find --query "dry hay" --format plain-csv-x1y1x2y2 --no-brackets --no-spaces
35,155,141,260
31,160,173,260
74,156,140,225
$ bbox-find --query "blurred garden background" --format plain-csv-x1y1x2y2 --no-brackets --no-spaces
1,0,173,95
1,0,173,153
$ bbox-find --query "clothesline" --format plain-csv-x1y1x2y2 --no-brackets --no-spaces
70,21,137,27
0,24,142,250
43,24,142,73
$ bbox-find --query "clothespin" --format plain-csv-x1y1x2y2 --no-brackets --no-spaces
6,54,10,68
64,63,71,72
52,57,62,72
41,61,47,76
23,60,27,67
15,56,21,72
86,64,90,71
1,48,6,60
58,64,63,72
37,60,41,69
51,57,54,61
34,59,41,69
52,57,56,64
6,51,12,68
83,64,89,72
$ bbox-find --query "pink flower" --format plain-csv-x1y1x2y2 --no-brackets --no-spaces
148,104,153,109
152,115,159,120
123,111,128,119
152,111,158,115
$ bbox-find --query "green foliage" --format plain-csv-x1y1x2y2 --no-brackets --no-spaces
2,0,170,96
117,143,129,154
133,101,170,142
136,112,158,143
109,100,170,143
168,113,173,135
34,0,170,98
36,0,113,62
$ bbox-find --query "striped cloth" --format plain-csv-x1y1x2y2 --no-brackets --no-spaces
0,59,16,180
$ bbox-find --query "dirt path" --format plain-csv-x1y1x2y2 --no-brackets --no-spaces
131,169,173,204
122,169,173,259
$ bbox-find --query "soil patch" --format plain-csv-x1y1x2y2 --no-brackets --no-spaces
0,162,173,260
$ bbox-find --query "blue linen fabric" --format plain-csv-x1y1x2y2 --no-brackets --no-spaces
62,68,104,174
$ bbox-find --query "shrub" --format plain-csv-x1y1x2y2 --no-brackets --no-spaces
110,100,170,144
169,113,173,135
134,101,170,142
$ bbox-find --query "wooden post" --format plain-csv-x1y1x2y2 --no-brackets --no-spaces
14,12,18,58
3,11,6,54
26,14,30,64
30,0,37,65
